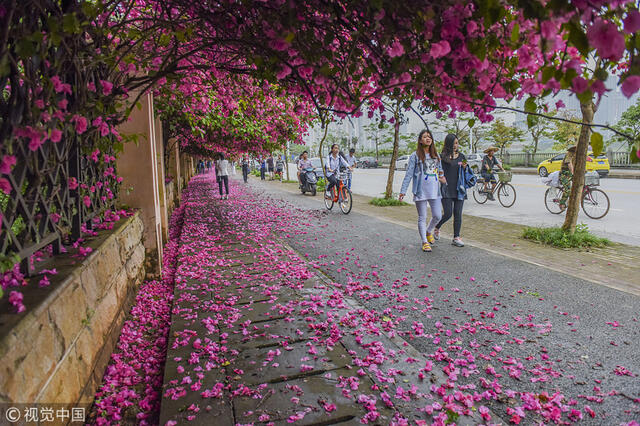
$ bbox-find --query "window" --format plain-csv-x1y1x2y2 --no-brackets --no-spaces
551,154,565,161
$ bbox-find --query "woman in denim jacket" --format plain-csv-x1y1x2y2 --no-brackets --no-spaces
399,129,446,252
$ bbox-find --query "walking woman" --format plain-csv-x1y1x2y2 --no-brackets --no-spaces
216,153,230,199
435,134,469,247
399,129,445,252
241,155,249,183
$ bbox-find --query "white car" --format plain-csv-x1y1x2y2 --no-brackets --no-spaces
395,155,410,170
465,153,484,173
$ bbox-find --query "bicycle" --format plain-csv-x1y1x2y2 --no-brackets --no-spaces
473,171,516,208
544,173,610,219
324,171,353,214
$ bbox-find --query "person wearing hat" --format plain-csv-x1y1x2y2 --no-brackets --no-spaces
559,145,577,210
481,146,504,200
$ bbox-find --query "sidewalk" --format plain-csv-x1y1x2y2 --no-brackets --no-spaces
267,179,640,297
158,174,489,425
511,167,640,179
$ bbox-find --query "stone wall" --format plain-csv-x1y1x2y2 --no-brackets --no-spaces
0,212,145,410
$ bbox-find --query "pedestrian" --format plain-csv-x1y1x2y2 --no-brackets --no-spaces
267,154,275,179
197,159,204,174
206,159,212,172
345,148,357,189
324,144,352,198
399,129,445,253
241,155,249,183
216,153,230,199
275,155,285,181
435,134,472,247
260,157,266,180
230,159,236,175
559,145,576,210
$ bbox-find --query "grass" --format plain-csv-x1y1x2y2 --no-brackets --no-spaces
280,179,298,183
522,224,611,249
369,197,409,207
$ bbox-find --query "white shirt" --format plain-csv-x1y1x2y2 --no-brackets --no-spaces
216,159,229,176
346,154,357,167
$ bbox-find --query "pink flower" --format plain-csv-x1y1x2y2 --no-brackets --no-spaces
623,11,640,34
83,195,91,207
58,99,68,110
621,75,640,98
34,99,45,109
9,291,25,313
100,80,113,96
73,115,88,134
571,76,589,93
430,40,451,59
68,177,78,190
50,128,62,143
87,81,96,92
0,155,17,174
388,40,405,58
0,177,11,194
586,19,625,61
298,66,313,80
555,100,565,109
276,65,291,80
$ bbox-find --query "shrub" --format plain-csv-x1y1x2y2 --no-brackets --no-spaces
522,224,610,249
369,197,408,207
316,177,326,191
503,164,512,171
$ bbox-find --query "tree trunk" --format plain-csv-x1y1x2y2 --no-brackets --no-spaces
562,99,595,234
318,123,329,177
384,104,401,199
375,134,379,162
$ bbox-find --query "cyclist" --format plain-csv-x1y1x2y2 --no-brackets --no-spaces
559,145,576,210
481,146,504,200
325,144,353,199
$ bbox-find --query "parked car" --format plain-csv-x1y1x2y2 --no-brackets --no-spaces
357,156,378,168
537,152,610,177
465,153,484,173
395,155,410,170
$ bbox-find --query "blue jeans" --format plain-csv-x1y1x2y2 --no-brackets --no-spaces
347,175,352,189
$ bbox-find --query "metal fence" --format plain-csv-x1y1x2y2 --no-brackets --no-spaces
1,135,118,275
502,151,638,168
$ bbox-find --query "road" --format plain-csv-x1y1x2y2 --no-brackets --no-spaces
248,177,640,425
344,167,640,246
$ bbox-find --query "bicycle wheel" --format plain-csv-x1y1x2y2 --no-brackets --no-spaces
581,188,610,219
544,187,564,214
498,183,516,208
324,188,334,210
473,185,488,204
339,187,353,214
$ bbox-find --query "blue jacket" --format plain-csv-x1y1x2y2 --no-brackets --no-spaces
400,153,443,198
454,163,477,200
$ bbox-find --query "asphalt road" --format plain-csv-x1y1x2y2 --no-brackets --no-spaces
344,167,640,246
248,176,640,425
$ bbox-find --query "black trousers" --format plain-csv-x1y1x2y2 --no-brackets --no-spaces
242,166,249,183
260,169,265,180
436,198,464,238
326,174,338,193
218,175,229,195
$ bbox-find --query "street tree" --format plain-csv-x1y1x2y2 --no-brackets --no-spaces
363,121,393,162
524,109,556,155
612,98,640,153
486,119,525,158
550,112,582,151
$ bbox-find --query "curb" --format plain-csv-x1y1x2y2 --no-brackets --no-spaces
511,167,640,179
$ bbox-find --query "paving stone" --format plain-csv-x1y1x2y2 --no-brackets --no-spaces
231,340,353,385
223,317,330,350
232,367,394,425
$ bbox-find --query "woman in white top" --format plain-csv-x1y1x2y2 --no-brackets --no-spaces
216,153,230,199
399,130,445,252
324,144,353,198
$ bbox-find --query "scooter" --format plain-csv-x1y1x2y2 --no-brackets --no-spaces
300,167,317,196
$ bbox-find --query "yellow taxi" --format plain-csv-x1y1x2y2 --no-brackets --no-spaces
537,152,610,177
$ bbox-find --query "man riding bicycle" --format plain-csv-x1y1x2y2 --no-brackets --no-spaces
481,146,505,200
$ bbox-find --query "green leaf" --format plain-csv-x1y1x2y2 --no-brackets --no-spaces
527,114,537,128
63,13,81,34
136,101,142,111
541,67,555,84
594,68,608,81
524,97,537,113
590,132,603,156
511,23,520,43
468,118,475,128
576,90,593,104
629,144,640,164
567,21,590,56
